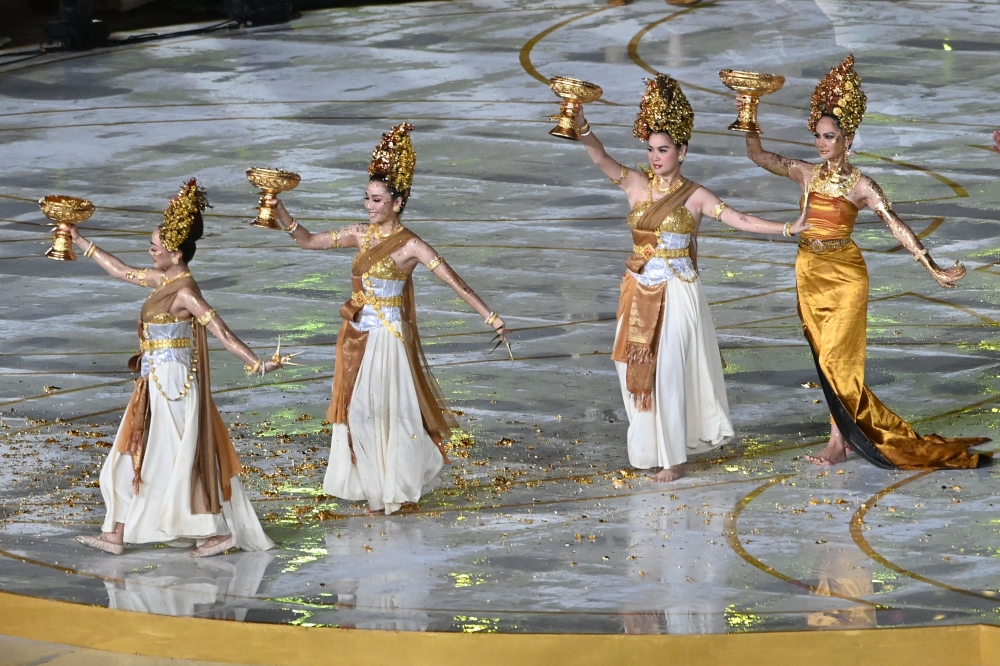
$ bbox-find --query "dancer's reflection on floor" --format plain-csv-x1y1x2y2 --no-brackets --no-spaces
806,546,876,629
92,551,274,619
619,487,739,634
320,516,434,631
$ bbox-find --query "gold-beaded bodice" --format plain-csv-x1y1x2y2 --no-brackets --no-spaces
360,253,407,281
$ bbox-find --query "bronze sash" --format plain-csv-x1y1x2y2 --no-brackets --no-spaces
612,180,701,410
121,276,242,515
327,228,455,463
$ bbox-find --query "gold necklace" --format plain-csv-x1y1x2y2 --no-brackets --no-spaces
158,271,191,289
652,176,684,197
372,223,402,240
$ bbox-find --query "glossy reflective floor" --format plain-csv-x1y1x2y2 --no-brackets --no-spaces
2,0,1000,639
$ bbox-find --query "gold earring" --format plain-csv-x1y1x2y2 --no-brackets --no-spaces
393,205,401,213
171,256,179,265
679,154,686,163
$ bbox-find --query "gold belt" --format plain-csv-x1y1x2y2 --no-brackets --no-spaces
799,237,853,253
633,245,690,260
141,338,190,352
353,291,404,308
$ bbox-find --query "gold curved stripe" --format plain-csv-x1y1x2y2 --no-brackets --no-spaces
517,6,614,86
849,470,1000,603
724,476,886,608
626,3,721,94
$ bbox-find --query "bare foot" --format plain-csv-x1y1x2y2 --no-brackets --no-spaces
806,429,848,465
189,534,235,558
77,533,124,555
652,464,686,483
364,507,381,516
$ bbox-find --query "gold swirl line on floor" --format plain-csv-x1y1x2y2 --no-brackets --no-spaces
517,5,623,106
723,476,889,609
849,470,1000,604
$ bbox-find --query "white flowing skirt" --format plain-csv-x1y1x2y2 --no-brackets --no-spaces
615,277,733,470
323,326,444,514
100,361,273,551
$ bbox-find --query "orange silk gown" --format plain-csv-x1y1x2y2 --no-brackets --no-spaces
796,193,988,469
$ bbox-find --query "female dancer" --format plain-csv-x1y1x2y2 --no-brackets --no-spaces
574,74,809,482
270,123,509,514
72,180,282,557
745,55,989,469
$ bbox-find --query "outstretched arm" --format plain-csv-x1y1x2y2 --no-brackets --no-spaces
273,199,362,250
174,289,280,373
745,132,811,186
70,226,165,287
861,178,965,289
576,108,647,199
688,187,810,237
405,239,508,341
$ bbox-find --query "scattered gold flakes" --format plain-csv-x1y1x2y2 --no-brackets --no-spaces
800,382,820,389
42,386,61,394
494,438,515,447
363,544,372,552
627,555,637,560
815,539,827,544
588,535,596,542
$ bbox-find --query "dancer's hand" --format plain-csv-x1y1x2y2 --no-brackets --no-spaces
991,130,1000,155
788,209,812,235
576,107,587,130
928,259,966,289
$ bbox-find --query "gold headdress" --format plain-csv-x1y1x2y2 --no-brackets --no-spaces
368,123,416,202
808,54,866,136
160,179,209,252
633,74,694,145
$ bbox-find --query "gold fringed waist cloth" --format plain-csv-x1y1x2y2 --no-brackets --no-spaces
795,244,989,470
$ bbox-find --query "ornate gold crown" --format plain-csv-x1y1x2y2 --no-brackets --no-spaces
633,74,694,145
368,123,416,201
808,54,866,136
160,179,209,252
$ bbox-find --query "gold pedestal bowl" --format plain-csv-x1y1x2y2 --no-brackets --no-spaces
548,76,603,141
718,70,785,133
247,167,301,229
39,195,96,261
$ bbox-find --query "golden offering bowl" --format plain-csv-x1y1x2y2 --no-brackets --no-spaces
38,195,96,261
246,167,301,230
718,69,785,133
548,76,603,141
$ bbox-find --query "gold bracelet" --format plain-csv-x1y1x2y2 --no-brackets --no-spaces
913,248,929,262
783,222,793,238
426,255,444,271
244,358,263,376
282,219,298,233
330,229,341,248
579,122,592,137
197,309,218,326
711,202,728,221
610,164,629,185
84,241,97,258
485,312,498,326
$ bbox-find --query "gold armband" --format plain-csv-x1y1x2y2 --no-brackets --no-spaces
84,242,97,258
610,164,629,186
137,269,149,288
282,218,298,233
426,255,444,271
711,202,728,221
330,229,341,248
485,312,499,326
197,309,218,326
913,248,929,262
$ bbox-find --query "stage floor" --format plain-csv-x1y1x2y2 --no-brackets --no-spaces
2,0,1000,646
